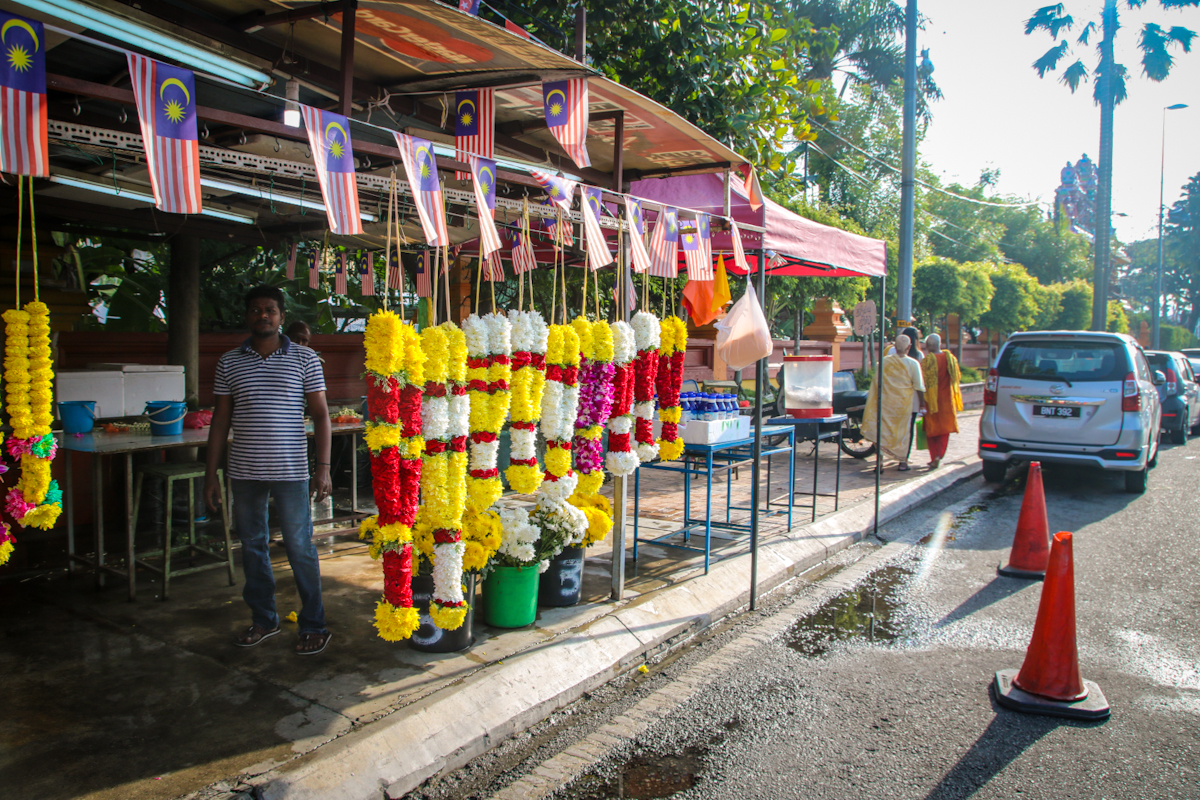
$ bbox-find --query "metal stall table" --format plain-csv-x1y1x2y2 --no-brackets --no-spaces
60,421,365,600
764,414,846,522
632,425,795,573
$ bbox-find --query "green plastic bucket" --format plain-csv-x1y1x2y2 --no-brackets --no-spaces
481,564,539,628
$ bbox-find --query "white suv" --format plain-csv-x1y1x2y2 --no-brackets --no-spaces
979,331,1163,493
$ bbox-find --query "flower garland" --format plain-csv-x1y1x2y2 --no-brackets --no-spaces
5,301,60,533
655,316,688,462
605,321,638,477
360,310,425,642
464,313,512,513
631,311,661,463
571,318,615,498
414,322,470,631
505,310,549,495
570,493,614,548
538,324,581,502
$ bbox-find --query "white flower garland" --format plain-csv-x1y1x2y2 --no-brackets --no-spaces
606,320,638,477
431,541,466,604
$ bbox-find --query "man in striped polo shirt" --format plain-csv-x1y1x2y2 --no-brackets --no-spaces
205,285,333,655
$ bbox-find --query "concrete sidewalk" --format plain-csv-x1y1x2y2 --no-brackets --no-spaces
0,414,981,800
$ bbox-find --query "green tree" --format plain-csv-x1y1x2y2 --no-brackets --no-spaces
1032,281,1065,330
1107,300,1129,334
912,258,962,331
1164,172,1200,332
1053,280,1093,330
956,262,995,333
979,262,1039,334
1026,0,1199,329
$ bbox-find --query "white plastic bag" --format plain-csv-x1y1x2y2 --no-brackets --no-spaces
714,282,772,371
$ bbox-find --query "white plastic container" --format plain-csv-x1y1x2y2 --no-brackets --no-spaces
89,363,186,416
782,355,833,418
57,369,125,420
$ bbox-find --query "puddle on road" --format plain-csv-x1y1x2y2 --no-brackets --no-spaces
561,745,707,799
784,564,914,657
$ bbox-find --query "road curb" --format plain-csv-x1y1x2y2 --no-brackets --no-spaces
249,457,982,800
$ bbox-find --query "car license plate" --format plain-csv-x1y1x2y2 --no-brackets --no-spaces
1033,404,1080,419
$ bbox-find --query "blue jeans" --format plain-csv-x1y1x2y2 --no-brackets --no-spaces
232,479,327,635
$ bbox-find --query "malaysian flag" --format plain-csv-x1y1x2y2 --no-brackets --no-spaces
308,248,321,290
730,219,751,272
682,213,713,280
579,185,612,270
542,78,590,169
300,105,363,235
482,253,504,282
458,0,480,13
740,164,764,211
128,54,201,214
647,206,679,278
530,169,576,211
285,241,297,280
510,222,537,274
358,251,375,296
625,197,651,274
335,252,348,294
0,12,47,177
469,155,502,257
416,250,432,298
394,132,449,247
387,248,403,291
455,88,493,180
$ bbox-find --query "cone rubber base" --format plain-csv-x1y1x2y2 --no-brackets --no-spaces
992,669,1110,720
997,562,1046,580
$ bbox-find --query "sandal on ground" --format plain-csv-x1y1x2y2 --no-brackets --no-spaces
296,631,332,656
897,463,911,472
235,624,281,647
929,459,941,470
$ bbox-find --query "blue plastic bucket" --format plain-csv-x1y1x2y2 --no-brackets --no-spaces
58,400,96,434
145,401,187,436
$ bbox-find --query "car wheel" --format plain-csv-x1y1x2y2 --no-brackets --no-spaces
982,460,1007,483
1173,410,1189,444
1149,441,1159,468
1125,467,1148,494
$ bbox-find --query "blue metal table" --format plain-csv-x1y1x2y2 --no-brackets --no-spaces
632,425,795,573
766,414,846,522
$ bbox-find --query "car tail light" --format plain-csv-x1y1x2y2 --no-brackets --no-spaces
1166,368,1178,394
984,367,998,406
1122,371,1140,412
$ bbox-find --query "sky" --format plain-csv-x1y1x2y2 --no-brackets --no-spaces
917,1,1200,245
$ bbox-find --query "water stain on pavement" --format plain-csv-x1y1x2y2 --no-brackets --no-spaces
561,745,707,799
784,564,914,657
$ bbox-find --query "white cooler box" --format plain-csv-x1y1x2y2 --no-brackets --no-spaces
653,415,750,446
57,369,125,420
88,363,185,416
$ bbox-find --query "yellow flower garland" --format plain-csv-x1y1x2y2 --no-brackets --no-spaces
4,309,31,440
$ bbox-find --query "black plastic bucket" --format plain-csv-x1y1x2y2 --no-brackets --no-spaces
538,545,585,607
409,571,475,653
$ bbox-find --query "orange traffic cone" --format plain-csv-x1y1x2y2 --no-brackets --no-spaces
992,531,1110,720
998,462,1050,579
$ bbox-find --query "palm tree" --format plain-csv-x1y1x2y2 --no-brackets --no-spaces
1025,1,1198,331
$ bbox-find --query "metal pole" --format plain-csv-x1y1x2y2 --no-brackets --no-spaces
1093,0,1116,331
874,273,885,536
749,249,765,610
338,0,357,118
1153,103,1187,349
611,120,629,602
896,0,918,324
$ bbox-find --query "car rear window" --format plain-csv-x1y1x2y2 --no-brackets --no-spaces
997,340,1129,382
1145,353,1170,371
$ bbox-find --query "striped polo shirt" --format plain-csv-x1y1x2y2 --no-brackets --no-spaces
214,335,326,482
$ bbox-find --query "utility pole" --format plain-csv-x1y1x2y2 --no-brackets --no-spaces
896,0,918,326
1153,103,1188,349
1093,0,1116,331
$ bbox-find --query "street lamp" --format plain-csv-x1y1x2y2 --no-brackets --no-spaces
1153,103,1188,349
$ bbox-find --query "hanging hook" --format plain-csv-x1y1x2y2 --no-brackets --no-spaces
118,107,127,124
363,155,371,169
273,137,281,153
201,123,209,139
71,97,81,117
238,131,247,146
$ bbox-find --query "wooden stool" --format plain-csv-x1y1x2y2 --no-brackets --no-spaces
131,462,235,599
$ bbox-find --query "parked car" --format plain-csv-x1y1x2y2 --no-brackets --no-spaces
1145,350,1200,443
1179,347,1200,378
979,331,1163,493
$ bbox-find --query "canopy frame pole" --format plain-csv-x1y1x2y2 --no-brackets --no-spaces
749,247,765,611
874,272,885,535
611,110,629,603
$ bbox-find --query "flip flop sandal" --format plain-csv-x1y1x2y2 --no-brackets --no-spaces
296,631,332,656
235,624,281,647
897,464,912,472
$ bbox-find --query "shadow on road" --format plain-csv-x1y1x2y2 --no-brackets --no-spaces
922,711,1060,800
934,576,1033,629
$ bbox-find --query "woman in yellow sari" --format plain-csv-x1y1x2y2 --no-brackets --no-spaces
920,333,963,470
862,334,926,471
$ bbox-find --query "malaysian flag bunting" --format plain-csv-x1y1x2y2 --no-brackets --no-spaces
542,78,590,169
530,169,576,211
729,219,751,272
647,206,679,278
0,12,47,177
509,222,537,274
625,197,651,274
300,105,363,235
416,250,432,298
455,88,493,180
482,253,504,282
308,248,321,290
387,248,403,291
285,242,297,280
457,0,480,13
682,213,713,280
739,164,764,211
128,54,201,214
579,185,612,270
469,155,503,257
394,132,449,247
335,252,348,294
358,251,375,296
